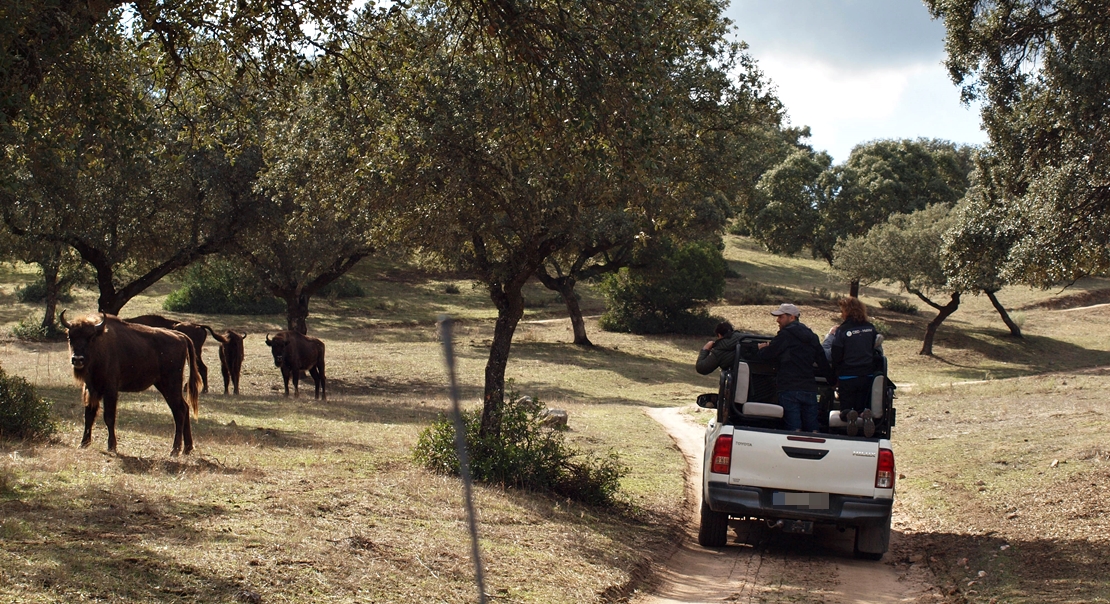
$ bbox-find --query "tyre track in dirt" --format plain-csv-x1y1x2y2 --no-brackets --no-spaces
632,406,937,604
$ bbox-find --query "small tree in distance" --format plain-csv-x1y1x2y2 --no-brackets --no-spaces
833,204,961,356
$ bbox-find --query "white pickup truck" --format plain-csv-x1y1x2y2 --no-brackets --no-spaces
695,333,897,559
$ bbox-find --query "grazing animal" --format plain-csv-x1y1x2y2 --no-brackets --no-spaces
265,331,326,400
124,314,212,393
203,326,248,395
60,311,202,456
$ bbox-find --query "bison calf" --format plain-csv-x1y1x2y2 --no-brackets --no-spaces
265,331,326,401
204,327,247,395
61,311,202,456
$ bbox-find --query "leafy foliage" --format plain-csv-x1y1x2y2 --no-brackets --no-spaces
15,279,75,304
0,368,56,441
880,298,919,315
926,0,1110,285
413,392,627,506
164,258,283,315
599,240,726,335
834,204,961,354
11,315,66,342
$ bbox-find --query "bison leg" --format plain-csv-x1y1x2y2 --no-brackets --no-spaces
81,393,100,448
281,367,292,397
309,366,323,400
220,351,232,395
197,356,209,394
290,367,301,398
103,393,119,453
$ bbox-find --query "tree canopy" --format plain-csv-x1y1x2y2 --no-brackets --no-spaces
926,0,1110,285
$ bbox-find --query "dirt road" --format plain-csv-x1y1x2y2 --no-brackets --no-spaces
633,406,938,604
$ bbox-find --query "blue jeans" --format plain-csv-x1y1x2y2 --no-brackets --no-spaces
779,390,819,432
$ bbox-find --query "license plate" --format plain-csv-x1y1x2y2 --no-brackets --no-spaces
772,491,830,510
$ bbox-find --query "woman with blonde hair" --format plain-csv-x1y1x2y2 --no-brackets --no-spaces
828,297,879,436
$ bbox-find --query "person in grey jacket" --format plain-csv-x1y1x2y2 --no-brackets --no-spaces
757,303,832,432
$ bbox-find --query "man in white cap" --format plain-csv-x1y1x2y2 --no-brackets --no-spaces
757,303,832,432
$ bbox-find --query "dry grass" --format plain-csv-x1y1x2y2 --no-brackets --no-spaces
3,238,1110,603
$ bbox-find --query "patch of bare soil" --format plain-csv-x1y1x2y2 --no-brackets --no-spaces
631,407,940,604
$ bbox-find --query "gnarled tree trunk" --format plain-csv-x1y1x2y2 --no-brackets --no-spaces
985,289,1022,338
913,290,961,356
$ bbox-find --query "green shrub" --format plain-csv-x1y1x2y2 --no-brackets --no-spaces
15,280,75,304
880,297,918,315
318,276,365,299
10,316,66,342
730,281,789,306
872,318,891,335
0,368,57,441
164,258,284,315
599,240,727,335
413,390,627,506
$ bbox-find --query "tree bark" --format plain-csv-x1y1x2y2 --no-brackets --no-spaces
282,293,310,335
850,279,860,298
40,256,61,332
985,289,1022,338
913,290,961,356
481,281,527,439
535,269,592,346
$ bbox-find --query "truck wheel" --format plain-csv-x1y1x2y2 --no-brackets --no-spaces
853,513,891,560
698,501,729,548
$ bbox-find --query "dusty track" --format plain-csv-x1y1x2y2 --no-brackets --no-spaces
633,407,937,604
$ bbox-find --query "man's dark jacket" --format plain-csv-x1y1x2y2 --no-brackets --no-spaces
757,320,832,392
696,331,746,375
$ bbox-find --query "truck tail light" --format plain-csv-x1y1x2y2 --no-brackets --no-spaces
710,434,733,475
875,447,895,489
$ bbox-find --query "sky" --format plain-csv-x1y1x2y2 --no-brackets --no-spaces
723,0,989,163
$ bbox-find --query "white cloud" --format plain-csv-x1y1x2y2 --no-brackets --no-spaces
725,1,988,163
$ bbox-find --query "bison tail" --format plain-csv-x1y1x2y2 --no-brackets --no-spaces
185,339,202,418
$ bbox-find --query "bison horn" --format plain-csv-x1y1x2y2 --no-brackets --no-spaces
59,309,70,329
94,313,106,329
265,334,271,345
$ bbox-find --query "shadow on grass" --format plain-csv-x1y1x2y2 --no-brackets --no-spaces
0,483,254,602
898,530,1110,603
928,328,1110,378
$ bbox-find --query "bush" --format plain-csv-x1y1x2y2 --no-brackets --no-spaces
318,276,365,299
880,297,918,315
871,318,891,335
599,240,728,335
730,281,789,306
15,280,75,304
0,368,57,441
11,316,66,342
413,390,627,506
444,283,461,294
164,258,284,315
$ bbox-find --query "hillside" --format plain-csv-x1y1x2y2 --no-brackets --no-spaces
1,236,1108,603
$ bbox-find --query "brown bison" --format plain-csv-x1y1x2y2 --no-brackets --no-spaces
124,314,212,393
203,326,247,395
60,311,202,456
265,331,326,401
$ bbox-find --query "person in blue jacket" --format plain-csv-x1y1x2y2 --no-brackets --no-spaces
757,303,832,432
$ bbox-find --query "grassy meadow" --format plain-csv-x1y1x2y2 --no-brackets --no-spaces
1,235,1109,603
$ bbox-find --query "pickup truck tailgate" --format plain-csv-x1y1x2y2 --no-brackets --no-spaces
728,430,879,498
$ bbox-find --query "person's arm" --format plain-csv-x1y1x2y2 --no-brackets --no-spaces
696,345,719,375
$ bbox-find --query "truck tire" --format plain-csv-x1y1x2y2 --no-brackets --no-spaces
853,513,891,560
698,501,729,547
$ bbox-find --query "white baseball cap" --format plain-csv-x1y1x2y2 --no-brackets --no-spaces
770,303,800,317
